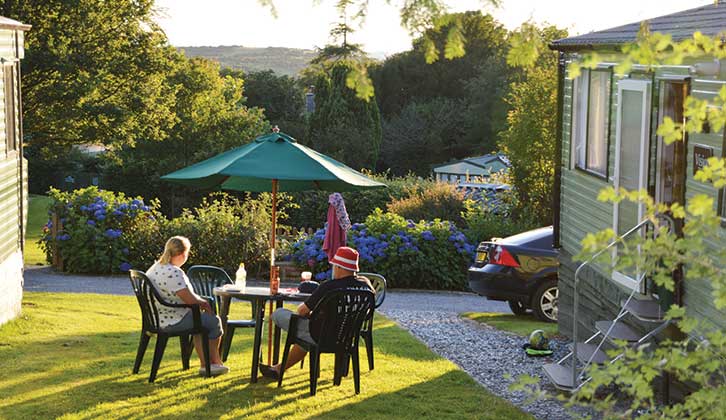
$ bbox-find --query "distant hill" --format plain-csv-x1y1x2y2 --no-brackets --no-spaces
178,45,317,76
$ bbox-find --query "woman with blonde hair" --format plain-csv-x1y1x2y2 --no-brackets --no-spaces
146,236,229,376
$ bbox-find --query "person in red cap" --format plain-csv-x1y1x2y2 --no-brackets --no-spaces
260,246,373,380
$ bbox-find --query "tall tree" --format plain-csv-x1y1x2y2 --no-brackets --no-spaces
307,63,382,170
102,57,269,212
258,0,500,99
231,69,306,140
8,0,178,155
497,25,567,224
302,2,382,170
381,98,467,175
372,11,510,173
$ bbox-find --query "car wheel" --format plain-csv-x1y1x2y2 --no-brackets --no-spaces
532,279,558,323
508,300,528,315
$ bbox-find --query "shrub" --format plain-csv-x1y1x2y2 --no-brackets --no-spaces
41,187,155,273
462,199,539,245
387,182,465,226
163,193,270,274
43,188,274,275
284,172,437,228
287,209,475,290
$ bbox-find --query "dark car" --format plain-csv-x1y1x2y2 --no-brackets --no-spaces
467,226,559,322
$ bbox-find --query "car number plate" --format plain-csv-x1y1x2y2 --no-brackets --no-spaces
475,251,488,263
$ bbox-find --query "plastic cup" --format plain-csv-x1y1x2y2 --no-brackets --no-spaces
301,271,312,281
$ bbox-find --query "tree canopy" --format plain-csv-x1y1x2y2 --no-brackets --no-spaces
498,25,568,224
10,0,178,156
371,11,512,174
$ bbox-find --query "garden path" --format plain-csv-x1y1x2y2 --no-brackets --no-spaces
24,266,584,419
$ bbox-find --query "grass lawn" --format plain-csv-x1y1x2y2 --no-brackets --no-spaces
0,293,531,420
25,194,52,266
461,312,559,337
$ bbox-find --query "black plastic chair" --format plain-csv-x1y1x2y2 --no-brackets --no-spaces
186,265,256,361
128,269,211,382
357,273,387,371
278,288,375,396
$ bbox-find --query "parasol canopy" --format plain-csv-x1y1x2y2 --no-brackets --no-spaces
160,131,385,192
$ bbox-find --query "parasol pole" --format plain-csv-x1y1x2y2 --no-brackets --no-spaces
268,178,278,365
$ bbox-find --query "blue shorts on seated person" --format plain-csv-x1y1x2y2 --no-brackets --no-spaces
163,311,223,339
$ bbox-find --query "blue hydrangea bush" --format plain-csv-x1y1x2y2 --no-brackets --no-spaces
41,186,153,273
43,188,273,275
289,209,476,290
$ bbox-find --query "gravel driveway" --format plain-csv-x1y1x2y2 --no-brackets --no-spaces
378,293,588,420
24,266,586,419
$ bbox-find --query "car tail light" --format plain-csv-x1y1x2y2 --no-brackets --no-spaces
490,245,519,267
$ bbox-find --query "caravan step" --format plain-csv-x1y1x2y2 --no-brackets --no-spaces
622,299,664,321
595,321,641,342
543,363,576,391
568,342,609,364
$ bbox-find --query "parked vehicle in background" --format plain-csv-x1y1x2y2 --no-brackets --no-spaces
467,226,559,322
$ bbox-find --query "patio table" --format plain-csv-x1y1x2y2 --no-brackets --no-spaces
213,286,310,383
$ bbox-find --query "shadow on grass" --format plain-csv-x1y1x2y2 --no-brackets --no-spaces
1,294,530,419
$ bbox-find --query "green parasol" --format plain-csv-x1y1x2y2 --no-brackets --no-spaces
162,128,386,363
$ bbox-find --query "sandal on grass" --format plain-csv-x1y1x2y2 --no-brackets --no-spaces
259,364,280,380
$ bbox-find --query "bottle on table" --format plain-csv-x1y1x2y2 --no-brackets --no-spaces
235,263,247,291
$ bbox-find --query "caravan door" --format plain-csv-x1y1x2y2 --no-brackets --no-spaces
612,79,652,291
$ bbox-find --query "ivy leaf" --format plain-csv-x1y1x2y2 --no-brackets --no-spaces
597,186,618,202
443,23,466,60
345,65,375,101
507,24,542,68
422,37,439,64
686,194,714,217
656,116,683,145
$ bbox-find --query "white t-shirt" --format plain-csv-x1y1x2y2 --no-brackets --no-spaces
146,262,193,328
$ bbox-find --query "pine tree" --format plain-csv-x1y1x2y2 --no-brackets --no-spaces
307,63,382,170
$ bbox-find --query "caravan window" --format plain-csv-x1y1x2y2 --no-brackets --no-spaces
571,69,611,177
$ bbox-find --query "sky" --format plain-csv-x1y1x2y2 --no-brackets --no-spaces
154,0,706,55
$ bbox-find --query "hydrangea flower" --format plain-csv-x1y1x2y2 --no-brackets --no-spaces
119,262,132,272
421,231,435,241
104,229,122,239
87,220,96,227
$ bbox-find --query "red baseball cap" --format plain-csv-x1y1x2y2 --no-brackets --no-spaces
329,247,360,272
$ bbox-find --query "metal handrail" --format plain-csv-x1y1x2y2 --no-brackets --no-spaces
571,214,673,389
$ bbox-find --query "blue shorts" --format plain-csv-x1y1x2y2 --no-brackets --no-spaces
163,311,223,339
